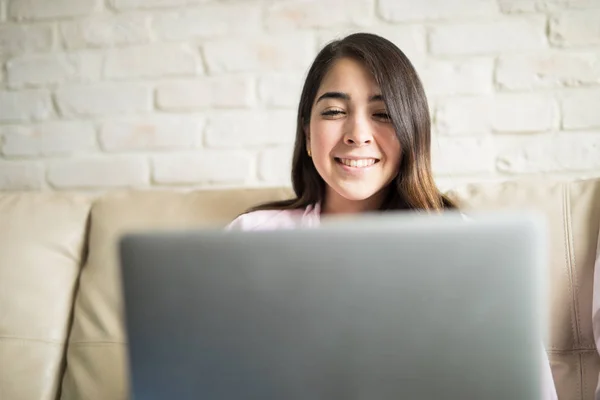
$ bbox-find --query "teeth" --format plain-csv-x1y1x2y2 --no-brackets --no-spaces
339,158,376,168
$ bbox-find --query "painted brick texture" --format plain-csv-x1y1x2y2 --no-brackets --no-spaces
0,0,599,190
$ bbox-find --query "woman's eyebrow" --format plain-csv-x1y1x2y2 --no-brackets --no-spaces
316,91,350,103
315,92,384,104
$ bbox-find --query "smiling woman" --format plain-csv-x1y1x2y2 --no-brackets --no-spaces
307,57,402,214
226,32,558,400
238,32,456,216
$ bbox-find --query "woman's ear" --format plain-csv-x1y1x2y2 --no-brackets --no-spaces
304,125,311,157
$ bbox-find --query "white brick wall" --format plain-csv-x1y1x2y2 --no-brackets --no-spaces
495,51,600,90
7,52,103,88
204,111,296,148
151,3,261,40
0,0,599,191
60,14,151,49
156,76,255,109
550,10,600,47
429,17,548,56
47,156,149,188
8,0,102,21
266,0,374,30
55,83,152,116
152,150,253,184
104,43,200,79
0,24,54,57
0,90,54,121
1,121,96,156
99,115,205,151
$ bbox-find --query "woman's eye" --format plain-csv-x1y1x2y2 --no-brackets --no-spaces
374,112,391,121
321,109,344,117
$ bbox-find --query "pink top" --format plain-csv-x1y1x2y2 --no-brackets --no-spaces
227,204,559,399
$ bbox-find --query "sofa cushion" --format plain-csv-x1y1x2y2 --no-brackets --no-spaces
0,193,92,400
448,178,600,400
60,188,293,400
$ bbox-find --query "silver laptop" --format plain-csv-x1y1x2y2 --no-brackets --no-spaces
118,212,547,400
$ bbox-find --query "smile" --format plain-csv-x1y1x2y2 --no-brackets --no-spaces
335,158,380,168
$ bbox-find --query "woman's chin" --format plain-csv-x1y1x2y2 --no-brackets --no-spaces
331,185,385,203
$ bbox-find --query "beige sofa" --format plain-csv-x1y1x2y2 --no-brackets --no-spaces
1,178,599,400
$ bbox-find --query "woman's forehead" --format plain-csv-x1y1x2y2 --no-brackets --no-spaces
317,57,381,97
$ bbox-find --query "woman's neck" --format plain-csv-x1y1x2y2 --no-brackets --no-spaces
321,189,387,215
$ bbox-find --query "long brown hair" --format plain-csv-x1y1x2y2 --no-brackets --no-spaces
249,32,456,213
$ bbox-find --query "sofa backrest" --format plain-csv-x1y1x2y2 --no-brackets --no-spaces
59,188,294,399
0,193,92,400
448,178,600,399
2,179,599,400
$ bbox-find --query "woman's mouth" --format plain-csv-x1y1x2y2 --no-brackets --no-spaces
334,158,380,168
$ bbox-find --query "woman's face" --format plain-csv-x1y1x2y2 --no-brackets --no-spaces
307,57,401,214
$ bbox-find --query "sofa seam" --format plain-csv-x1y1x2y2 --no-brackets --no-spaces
568,185,583,346
564,183,581,347
581,352,587,399
547,347,597,354
0,336,64,345
55,208,93,400
69,341,127,345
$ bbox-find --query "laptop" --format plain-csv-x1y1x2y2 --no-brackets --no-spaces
118,211,547,400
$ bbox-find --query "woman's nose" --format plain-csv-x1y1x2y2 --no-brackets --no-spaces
344,136,372,146
344,119,373,146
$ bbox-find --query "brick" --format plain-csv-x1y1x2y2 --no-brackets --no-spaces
6,52,102,88
430,16,546,55
152,151,252,184
499,0,599,13
0,24,54,57
562,90,600,129
60,14,151,49
258,146,294,183
99,115,204,151
492,93,558,132
431,137,495,175
266,0,374,30
205,111,296,148
419,58,494,96
109,0,209,10
496,51,600,90
0,161,44,189
378,0,498,22
550,10,600,47
105,44,200,79
203,34,315,73
435,97,493,136
8,0,100,21
1,121,96,156
556,0,600,7
151,4,260,41
0,90,53,122
258,73,304,108
55,83,152,117
156,77,254,110
317,25,426,64
498,0,538,12
47,157,149,188
496,132,600,173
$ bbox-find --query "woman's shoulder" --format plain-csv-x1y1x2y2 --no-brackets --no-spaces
225,208,309,231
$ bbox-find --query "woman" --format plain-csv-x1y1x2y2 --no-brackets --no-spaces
227,32,557,399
